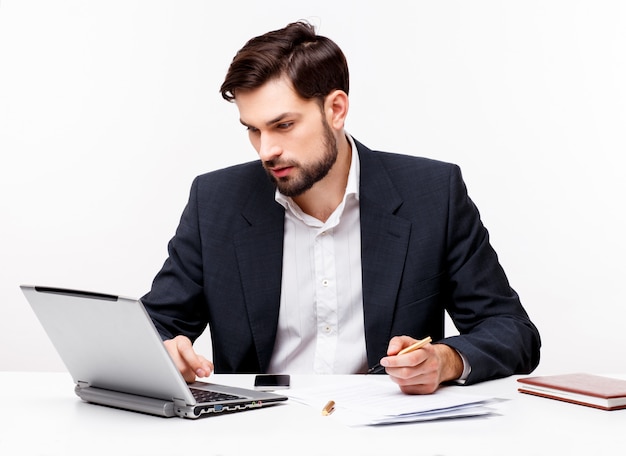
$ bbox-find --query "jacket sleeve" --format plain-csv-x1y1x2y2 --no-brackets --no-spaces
141,176,209,342
439,165,541,383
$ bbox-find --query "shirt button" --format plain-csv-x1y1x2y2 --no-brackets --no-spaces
322,279,329,287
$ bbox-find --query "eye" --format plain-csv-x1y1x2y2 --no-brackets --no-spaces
246,126,259,134
276,122,293,130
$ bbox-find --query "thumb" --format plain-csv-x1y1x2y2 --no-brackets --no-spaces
386,336,406,356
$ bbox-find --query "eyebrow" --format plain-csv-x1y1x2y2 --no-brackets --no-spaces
239,112,299,129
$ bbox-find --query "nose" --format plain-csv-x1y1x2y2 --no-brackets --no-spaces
257,132,282,162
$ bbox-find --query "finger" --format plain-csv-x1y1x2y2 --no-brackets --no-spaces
397,381,439,395
175,336,214,378
194,355,214,379
164,336,212,382
385,335,417,356
382,352,429,378
164,338,195,382
386,366,439,395
385,346,441,394
386,366,438,394
381,338,429,370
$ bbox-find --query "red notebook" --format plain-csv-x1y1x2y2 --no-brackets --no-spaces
517,373,626,411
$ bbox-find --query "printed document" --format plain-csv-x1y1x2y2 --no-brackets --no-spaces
286,376,497,426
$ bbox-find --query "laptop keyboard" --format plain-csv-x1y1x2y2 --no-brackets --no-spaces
190,388,245,403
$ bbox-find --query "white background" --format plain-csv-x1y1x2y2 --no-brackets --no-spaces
1,1,624,375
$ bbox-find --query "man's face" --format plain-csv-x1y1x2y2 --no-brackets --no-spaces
235,77,338,197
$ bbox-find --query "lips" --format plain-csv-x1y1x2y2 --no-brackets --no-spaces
269,166,293,178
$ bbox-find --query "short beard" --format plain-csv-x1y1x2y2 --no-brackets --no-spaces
264,118,338,198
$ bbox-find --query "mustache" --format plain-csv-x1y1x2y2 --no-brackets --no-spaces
263,158,298,169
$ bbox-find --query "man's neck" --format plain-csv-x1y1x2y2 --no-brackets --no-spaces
292,135,352,223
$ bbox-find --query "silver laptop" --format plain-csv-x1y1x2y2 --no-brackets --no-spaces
21,285,287,419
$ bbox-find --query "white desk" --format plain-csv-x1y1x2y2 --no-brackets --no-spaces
0,372,622,455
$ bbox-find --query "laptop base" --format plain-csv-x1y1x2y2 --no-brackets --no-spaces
75,385,177,417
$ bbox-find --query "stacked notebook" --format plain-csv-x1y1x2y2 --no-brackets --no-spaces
518,373,626,411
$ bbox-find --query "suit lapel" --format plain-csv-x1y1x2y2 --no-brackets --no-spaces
356,142,412,366
233,171,284,372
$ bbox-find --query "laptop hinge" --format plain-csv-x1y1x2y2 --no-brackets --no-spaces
173,397,188,408
77,380,90,389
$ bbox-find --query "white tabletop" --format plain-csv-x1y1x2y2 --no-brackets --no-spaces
0,372,622,455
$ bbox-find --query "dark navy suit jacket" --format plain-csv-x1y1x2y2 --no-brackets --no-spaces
142,139,541,384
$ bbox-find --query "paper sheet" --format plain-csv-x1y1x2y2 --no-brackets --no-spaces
285,376,496,426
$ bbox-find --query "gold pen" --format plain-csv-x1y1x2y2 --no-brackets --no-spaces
321,400,335,416
367,336,432,374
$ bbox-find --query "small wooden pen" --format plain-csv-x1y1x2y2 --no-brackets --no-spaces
367,336,432,374
321,400,335,416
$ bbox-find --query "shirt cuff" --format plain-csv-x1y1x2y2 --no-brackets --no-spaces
455,349,471,384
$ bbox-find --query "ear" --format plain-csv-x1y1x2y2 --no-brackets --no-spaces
324,90,349,130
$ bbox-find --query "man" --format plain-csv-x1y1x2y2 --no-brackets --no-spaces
142,21,541,394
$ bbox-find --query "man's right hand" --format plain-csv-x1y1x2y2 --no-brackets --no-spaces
163,335,214,383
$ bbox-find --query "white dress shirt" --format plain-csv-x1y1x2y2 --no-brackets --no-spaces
267,135,368,374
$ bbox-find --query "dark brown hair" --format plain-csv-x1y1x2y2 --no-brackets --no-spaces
220,21,349,103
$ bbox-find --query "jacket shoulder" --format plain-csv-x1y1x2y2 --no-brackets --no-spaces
365,148,458,174
192,161,273,200
356,141,461,193
196,160,266,182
